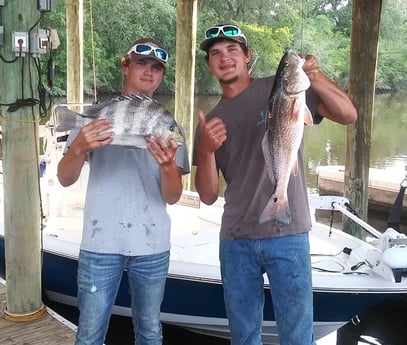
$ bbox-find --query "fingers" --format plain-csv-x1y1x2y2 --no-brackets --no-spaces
204,118,227,145
199,110,206,126
197,111,227,154
147,135,177,165
301,54,320,82
85,119,113,138
77,119,114,151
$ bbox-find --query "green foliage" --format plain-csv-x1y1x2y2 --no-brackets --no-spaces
376,0,407,91
85,0,177,94
39,0,67,95
239,23,292,77
298,15,350,89
39,0,407,96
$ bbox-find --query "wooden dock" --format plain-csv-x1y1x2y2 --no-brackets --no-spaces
316,165,407,216
0,279,77,344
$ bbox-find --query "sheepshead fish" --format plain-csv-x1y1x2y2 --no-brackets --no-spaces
54,93,185,148
259,50,313,225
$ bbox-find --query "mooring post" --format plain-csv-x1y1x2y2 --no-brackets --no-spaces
345,0,382,238
0,0,45,320
175,0,197,190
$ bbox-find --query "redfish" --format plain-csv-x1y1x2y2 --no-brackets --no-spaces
259,50,313,225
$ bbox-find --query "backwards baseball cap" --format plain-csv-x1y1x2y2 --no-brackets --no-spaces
200,24,248,52
124,38,168,67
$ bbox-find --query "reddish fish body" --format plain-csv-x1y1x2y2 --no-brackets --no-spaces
259,50,313,225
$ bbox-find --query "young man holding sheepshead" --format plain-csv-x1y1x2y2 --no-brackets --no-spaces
194,24,357,345
57,38,189,345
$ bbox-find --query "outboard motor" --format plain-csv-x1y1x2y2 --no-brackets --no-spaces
380,228,407,283
380,171,407,283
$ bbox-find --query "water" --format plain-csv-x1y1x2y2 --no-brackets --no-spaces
156,92,407,194
48,92,407,344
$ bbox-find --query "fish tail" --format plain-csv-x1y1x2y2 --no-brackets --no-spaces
259,194,292,225
54,106,82,132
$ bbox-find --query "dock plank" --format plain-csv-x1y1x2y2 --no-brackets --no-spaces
0,280,76,345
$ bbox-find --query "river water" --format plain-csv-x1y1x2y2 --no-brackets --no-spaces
158,92,407,191
48,92,407,344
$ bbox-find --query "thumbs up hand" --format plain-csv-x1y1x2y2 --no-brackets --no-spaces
198,111,227,153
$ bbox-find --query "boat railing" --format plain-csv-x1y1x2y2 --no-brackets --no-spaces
310,195,382,238
330,202,383,238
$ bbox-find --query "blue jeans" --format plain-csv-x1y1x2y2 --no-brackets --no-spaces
75,250,169,345
220,233,315,345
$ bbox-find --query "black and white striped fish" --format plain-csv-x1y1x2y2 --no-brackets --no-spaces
54,93,185,148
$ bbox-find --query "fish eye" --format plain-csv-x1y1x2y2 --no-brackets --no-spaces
169,125,175,132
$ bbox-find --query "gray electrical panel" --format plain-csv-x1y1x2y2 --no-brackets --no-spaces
38,0,57,12
0,0,3,45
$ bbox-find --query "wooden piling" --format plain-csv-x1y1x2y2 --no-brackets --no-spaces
0,0,44,319
175,0,198,189
66,0,84,105
345,0,382,238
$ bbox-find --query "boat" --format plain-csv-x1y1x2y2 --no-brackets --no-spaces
1,119,407,345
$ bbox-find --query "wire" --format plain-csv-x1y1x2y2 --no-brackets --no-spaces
0,54,18,63
1,98,39,112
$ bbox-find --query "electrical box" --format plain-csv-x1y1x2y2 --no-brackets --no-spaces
30,29,49,56
38,0,57,12
12,31,29,56
0,0,3,45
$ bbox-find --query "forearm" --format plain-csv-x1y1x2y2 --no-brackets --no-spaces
57,145,86,187
57,119,114,187
311,72,357,124
195,151,219,205
160,161,183,205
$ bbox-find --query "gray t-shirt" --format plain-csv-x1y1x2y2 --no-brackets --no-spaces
193,76,320,240
64,103,190,255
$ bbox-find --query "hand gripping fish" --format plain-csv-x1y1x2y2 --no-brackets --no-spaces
54,93,185,148
259,50,313,225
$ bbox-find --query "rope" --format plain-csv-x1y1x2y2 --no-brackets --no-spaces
89,0,98,103
0,113,40,124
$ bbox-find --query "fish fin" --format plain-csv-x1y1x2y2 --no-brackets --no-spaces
111,134,148,148
84,101,115,118
291,159,299,176
261,131,275,184
304,105,313,126
54,106,83,132
290,98,301,121
259,194,292,225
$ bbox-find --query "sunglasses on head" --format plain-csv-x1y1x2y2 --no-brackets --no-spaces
205,25,247,44
127,43,168,63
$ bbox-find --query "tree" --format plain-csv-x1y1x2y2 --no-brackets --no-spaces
40,0,407,95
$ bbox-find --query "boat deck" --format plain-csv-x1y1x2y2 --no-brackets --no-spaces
0,279,77,345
